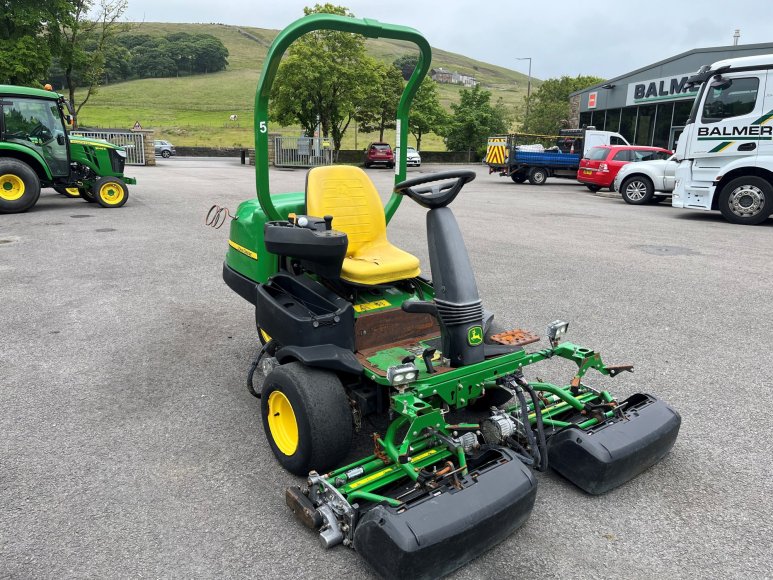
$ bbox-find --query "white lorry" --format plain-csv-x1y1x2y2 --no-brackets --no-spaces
673,54,773,224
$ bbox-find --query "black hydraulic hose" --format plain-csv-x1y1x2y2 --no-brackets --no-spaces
504,436,534,466
513,383,541,469
522,383,549,471
246,340,274,398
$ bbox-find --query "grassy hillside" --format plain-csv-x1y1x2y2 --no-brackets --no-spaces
77,22,538,149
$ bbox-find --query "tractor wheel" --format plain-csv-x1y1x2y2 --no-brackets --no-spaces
94,177,129,208
510,173,527,183
718,176,772,225
54,186,81,198
585,184,600,192
0,158,41,214
621,176,654,205
80,186,97,203
528,167,548,185
261,362,352,475
161,150,171,158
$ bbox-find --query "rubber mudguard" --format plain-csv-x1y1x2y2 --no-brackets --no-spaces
353,447,536,580
547,393,681,495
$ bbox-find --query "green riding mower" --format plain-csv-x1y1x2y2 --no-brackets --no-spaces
0,85,135,213
221,14,681,580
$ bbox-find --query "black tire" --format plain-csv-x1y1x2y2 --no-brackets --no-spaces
510,173,527,183
54,186,81,198
0,158,41,214
261,362,352,475
93,177,129,208
621,176,654,205
81,186,97,203
528,167,548,185
585,184,601,192
161,150,171,158
718,176,772,225
364,162,371,168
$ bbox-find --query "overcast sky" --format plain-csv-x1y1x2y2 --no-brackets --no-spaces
124,0,771,80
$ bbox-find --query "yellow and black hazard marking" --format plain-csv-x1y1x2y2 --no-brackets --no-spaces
485,137,507,166
229,239,258,260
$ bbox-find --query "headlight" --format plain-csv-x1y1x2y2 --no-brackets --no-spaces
547,320,569,347
387,362,419,386
115,149,127,158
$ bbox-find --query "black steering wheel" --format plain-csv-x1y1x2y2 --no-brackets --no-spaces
393,170,476,209
29,123,54,144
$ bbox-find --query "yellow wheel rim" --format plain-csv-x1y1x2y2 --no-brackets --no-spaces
0,174,25,201
98,182,125,205
65,187,80,197
267,390,299,455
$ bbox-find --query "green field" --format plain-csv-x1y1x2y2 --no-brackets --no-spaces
76,22,538,149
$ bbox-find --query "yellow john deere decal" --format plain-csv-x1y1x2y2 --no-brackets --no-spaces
229,240,258,260
353,299,392,312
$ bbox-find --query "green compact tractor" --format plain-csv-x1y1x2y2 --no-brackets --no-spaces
0,85,136,213
222,15,681,579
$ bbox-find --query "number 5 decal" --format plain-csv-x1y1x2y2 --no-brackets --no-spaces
259,121,267,133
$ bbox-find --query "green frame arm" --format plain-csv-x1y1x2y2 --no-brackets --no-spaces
253,13,432,222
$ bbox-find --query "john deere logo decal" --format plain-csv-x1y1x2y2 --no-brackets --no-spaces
467,326,483,346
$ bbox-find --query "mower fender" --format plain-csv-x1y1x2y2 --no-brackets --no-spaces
275,344,363,376
548,393,681,495
353,446,536,580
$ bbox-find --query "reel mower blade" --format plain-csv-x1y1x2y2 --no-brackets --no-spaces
547,393,681,495
353,447,536,580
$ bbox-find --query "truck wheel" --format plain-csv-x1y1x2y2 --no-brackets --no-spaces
528,167,548,185
511,173,527,183
621,176,654,205
261,362,352,475
0,159,41,214
94,177,129,208
585,185,600,192
54,186,81,198
718,177,772,225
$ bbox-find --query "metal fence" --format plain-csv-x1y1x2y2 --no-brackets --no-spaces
70,130,146,165
274,136,333,168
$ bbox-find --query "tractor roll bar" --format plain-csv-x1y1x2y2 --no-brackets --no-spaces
253,13,432,222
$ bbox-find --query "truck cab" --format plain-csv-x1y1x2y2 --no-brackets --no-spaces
672,55,773,224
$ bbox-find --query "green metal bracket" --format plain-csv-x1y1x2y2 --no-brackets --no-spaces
253,13,432,222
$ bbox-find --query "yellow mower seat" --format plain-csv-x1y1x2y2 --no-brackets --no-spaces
306,166,420,285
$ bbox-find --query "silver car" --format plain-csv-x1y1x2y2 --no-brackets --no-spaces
154,140,176,158
614,154,678,205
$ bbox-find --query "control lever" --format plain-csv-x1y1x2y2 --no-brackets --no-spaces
422,348,437,374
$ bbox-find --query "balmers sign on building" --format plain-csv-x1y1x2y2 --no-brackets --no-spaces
626,74,700,106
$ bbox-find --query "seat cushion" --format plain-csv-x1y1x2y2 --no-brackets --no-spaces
341,240,421,285
306,166,421,285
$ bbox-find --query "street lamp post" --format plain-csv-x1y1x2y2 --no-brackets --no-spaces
517,57,532,130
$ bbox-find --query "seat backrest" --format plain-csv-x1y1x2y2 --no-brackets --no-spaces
306,166,386,254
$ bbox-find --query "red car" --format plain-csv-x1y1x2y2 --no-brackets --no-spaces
577,145,671,192
364,142,395,168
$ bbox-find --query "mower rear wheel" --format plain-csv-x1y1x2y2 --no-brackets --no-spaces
94,177,129,208
261,362,352,475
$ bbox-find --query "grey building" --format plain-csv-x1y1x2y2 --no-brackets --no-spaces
569,42,773,150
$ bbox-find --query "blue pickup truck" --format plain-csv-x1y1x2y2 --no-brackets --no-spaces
486,128,629,185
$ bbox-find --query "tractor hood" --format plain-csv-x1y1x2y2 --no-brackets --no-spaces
68,134,123,150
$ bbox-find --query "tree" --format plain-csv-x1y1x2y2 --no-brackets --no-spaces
270,4,371,153
445,84,510,157
522,75,604,134
0,0,69,85
53,0,129,115
408,79,446,151
356,62,404,142
393,54,418,81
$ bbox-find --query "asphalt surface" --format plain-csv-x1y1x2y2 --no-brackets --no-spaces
1,158,772,579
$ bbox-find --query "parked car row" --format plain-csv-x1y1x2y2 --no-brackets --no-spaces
363,142,421,168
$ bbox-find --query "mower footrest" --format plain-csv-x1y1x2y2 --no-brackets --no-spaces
353,447,536,580
547,393,681,495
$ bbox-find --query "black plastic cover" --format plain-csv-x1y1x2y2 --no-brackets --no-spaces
547,393,681,495
264,219,347,278
353,447,536,580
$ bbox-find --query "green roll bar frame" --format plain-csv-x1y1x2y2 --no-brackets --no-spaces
252,13,432,222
